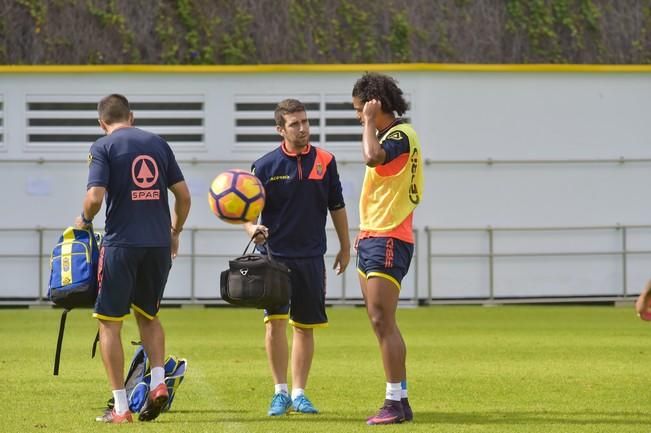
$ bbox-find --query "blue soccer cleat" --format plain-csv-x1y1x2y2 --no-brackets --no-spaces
268,392,292,416
292,394,319,414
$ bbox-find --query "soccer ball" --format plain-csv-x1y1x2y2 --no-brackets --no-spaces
208,169,265,224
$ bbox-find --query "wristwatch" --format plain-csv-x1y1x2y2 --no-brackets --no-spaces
81,211,93,225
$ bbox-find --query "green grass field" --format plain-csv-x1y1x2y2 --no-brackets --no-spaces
1,305,650,433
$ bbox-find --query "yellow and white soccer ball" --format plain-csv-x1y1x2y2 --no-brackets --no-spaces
208,169,265,224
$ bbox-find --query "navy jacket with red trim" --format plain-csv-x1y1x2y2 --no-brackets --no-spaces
251,142,345,258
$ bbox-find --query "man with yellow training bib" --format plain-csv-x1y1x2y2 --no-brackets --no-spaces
351,73,423,425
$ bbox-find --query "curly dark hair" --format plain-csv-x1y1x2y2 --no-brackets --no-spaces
351,73,409,116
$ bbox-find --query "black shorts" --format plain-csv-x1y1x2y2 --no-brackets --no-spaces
264,256,327,328
356,237,414,290
93,245,172,321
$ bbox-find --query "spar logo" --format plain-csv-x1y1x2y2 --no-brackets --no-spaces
131,155,160,201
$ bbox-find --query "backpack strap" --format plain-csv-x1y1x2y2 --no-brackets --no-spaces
91,329,100,358
53,309,70,376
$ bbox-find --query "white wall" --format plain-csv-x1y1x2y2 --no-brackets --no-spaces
0,68,649,301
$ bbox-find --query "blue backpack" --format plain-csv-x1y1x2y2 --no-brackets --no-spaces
107,344,188,414
47,226,102,375
48,227,101,309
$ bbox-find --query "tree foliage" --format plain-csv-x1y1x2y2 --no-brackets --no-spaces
0,0,649,64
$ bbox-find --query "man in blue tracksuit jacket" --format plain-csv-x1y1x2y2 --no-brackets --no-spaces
244,98,351,416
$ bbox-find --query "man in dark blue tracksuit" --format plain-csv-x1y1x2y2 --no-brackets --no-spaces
244,98,351,416
76,94,191,423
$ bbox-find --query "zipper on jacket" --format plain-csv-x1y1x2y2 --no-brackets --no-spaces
297,155,303,180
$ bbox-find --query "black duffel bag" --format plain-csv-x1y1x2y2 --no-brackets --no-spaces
220,232,291,309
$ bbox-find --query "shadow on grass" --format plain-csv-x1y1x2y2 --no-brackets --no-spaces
158,414,352,424
415,410,651,426
170,409,247,414
155,410,651,426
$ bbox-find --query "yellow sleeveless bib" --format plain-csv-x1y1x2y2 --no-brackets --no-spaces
359,123,423,232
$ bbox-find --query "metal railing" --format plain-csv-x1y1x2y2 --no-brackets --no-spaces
423,224,650,304
3,157,651,165
2,224,649,306
0,226,420,306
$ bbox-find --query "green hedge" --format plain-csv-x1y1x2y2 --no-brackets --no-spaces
1,0,649,64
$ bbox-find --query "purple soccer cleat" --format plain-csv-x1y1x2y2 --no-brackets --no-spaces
402,397,413,421
366,399,405,425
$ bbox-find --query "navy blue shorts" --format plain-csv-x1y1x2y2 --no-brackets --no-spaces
264,256,327,328
93,246,172,321
356,237,414,290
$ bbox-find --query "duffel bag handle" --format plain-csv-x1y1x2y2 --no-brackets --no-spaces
243,229,270,257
